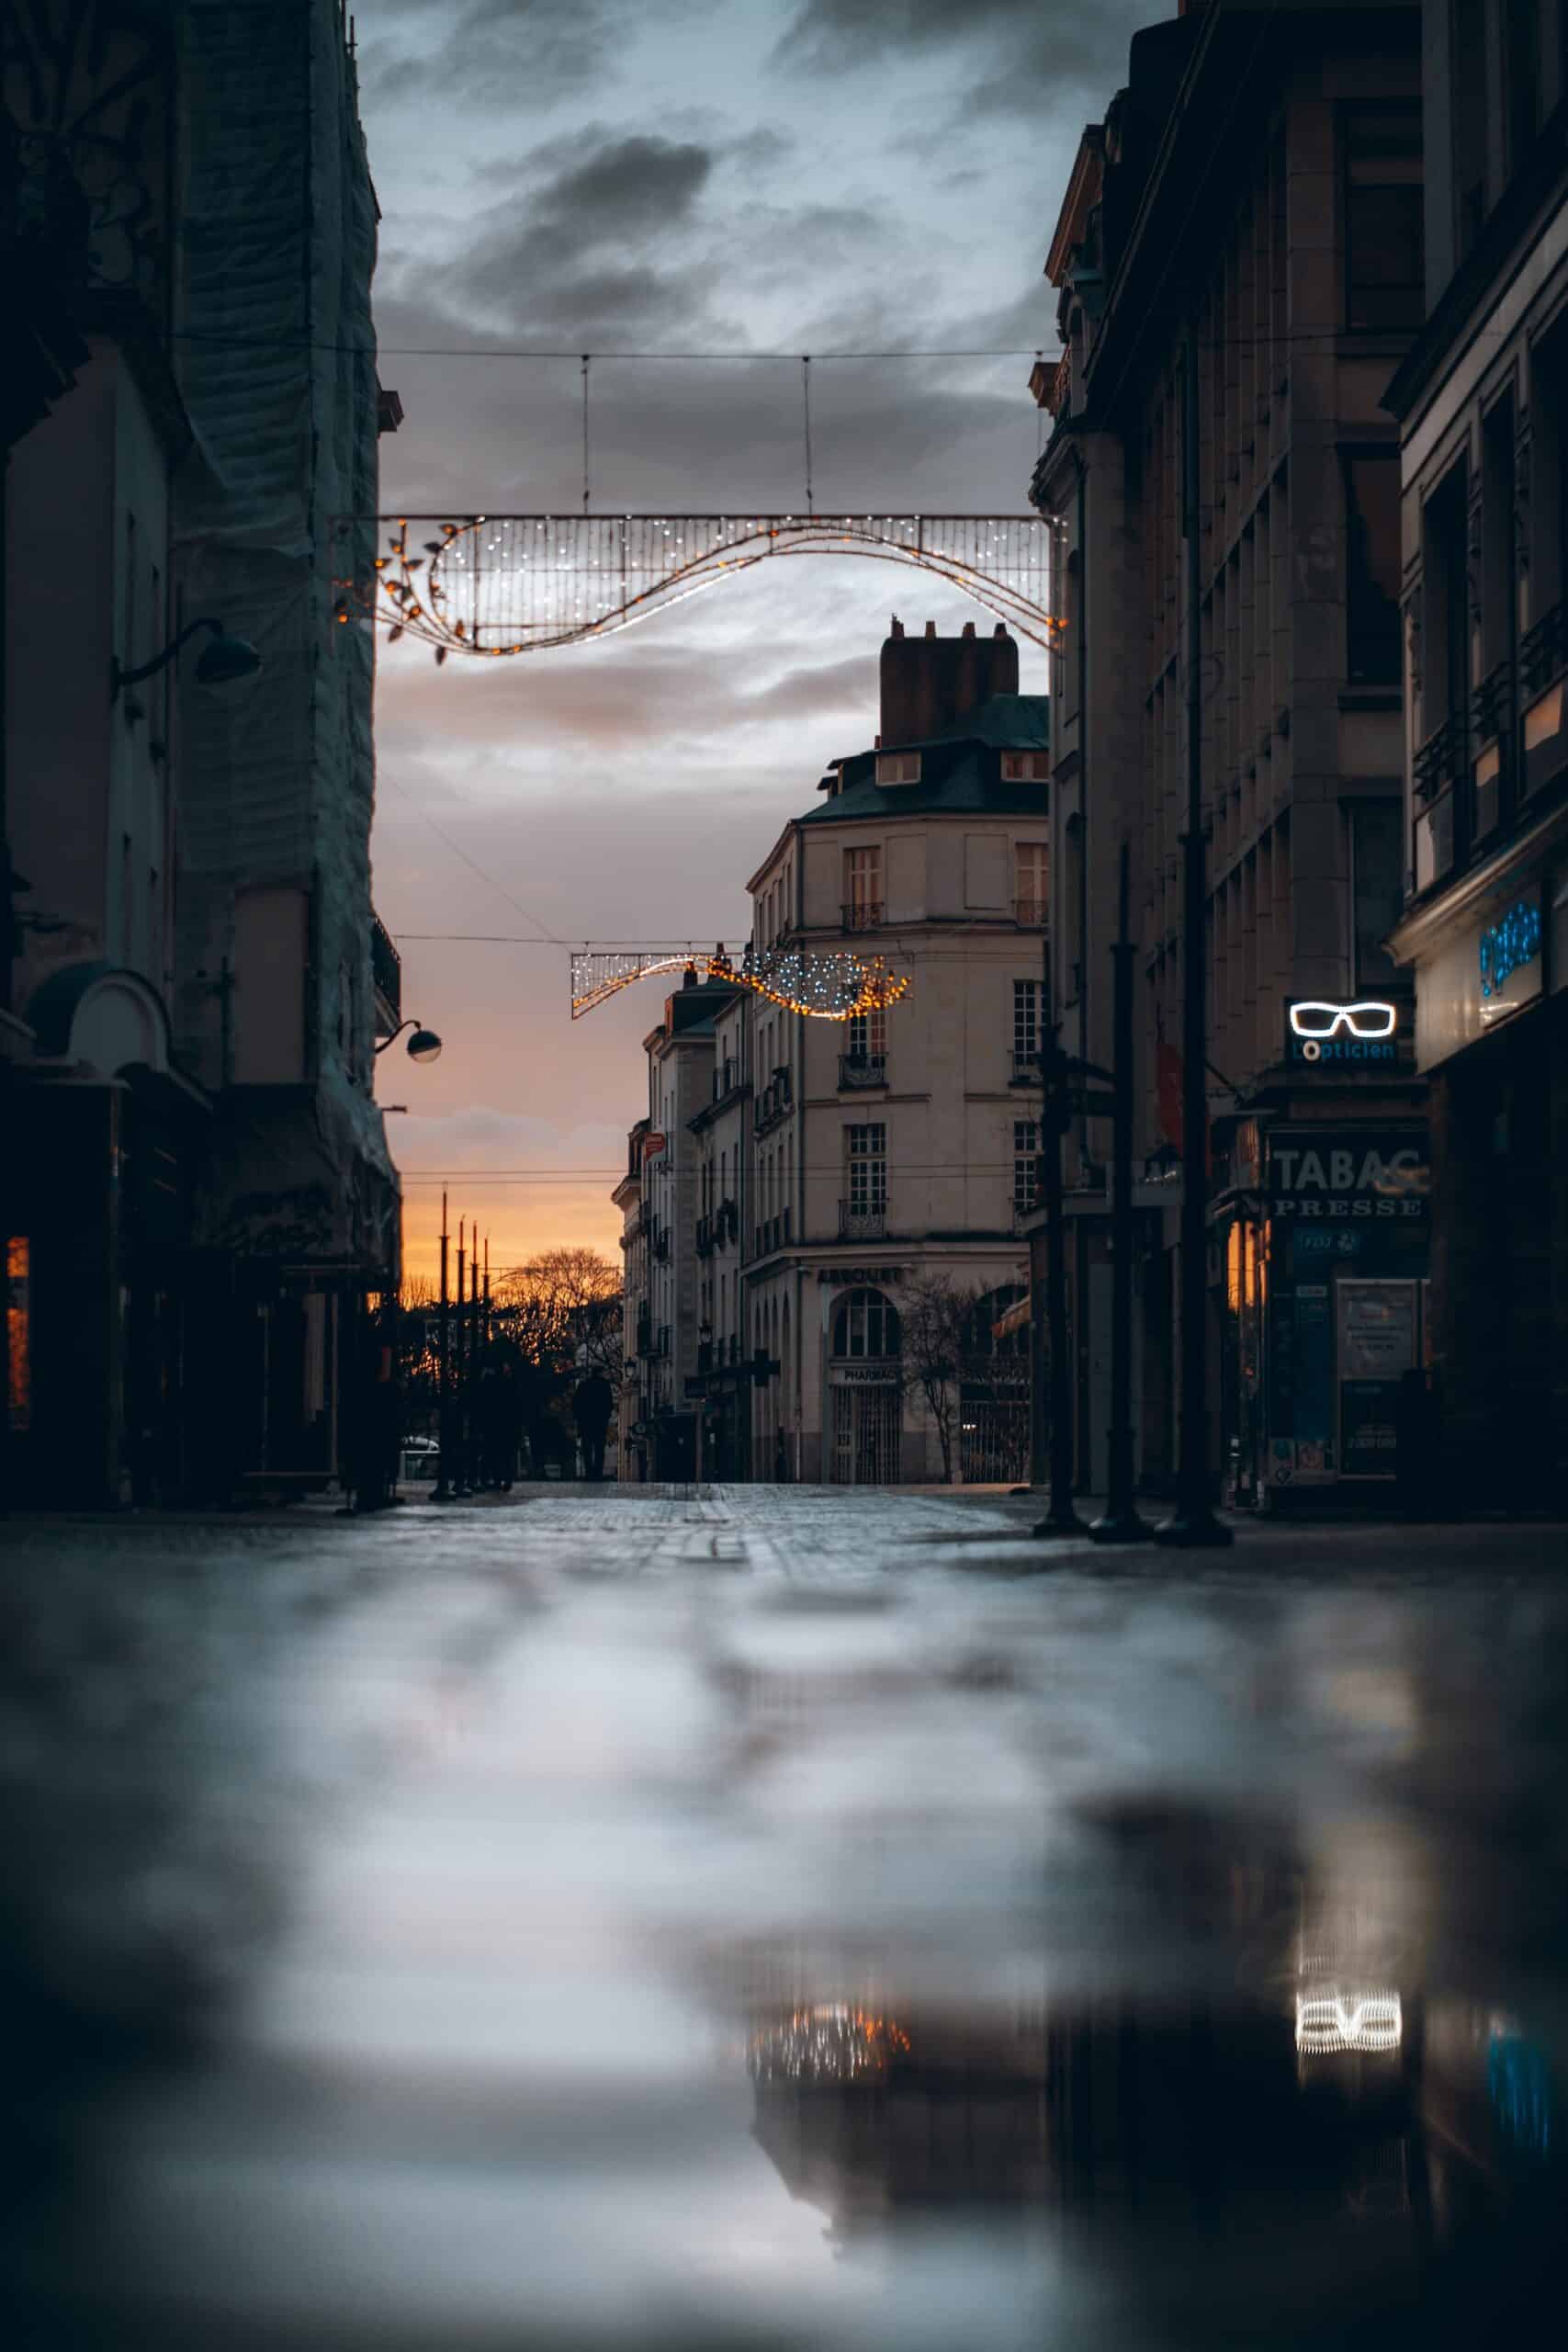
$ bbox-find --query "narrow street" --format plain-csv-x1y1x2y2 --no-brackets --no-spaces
3,1488,1566,2348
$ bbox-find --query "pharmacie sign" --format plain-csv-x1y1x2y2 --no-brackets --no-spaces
1265,1128,1428,1219
1284,1000,1399,1067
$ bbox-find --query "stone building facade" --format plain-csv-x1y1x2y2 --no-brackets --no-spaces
617,625,1047,1485
1027,0,1430,1510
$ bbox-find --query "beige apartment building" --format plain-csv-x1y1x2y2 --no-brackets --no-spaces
1383,2,1568,1509
1028,0,1429,1510
618,624,1048,1484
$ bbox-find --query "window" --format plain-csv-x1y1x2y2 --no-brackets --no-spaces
1013,978,1042,1069
1506,1,1542,174
1454,1,1490,260
846,1124,886,1215
846,1004,886,1059
1013,1119,1040,1212
1345,453,1402,682
1015,842,1049,917
843,844,883,925
1349,800,1404,985
832,1284,900,1360
1000,750,1049,782
875,751,921,786
1345,107,1424,329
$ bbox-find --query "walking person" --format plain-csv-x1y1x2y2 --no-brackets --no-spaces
572,1370,614,1482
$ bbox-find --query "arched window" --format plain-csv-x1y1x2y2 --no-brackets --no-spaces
964,1283,1030,1365
832,1285,901,1361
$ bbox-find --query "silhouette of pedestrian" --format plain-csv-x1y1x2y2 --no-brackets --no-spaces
572,1371,614,1481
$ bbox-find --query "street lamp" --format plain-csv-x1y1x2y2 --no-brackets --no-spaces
110,615,262,699
375,1018,443,1063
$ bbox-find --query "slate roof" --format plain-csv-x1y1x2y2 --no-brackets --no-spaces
797,693,1050,828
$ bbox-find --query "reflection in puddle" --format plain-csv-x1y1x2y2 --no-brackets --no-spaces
740,1943,1560,2341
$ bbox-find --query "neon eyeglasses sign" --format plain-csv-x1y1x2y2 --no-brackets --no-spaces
1287,1001,1398,1064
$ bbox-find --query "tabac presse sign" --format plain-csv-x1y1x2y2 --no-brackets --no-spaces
1265,1128,1428,1220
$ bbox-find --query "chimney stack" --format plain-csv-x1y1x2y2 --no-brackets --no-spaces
878,618,1019,749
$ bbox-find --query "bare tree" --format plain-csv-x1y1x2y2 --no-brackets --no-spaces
897,1273,977,1484
492,1247,623,1396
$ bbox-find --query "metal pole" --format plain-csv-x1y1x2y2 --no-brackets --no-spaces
1092,844,1151,1542
434,1191,452,1500
455,1221,469,1497
1034,933,1086,1538
1027,894,1049,1489
1156,328,1232,1547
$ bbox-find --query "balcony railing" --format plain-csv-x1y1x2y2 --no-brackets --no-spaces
752,1206,793,1257
370,910,401,1027
1412,713,1465,803
841,899,884,931
838,1052,886,1089
753,1067,794,1133
1010,1050,1041,1084
1013,897,1047,926
839,1201,887,1241
1520,598,1568,700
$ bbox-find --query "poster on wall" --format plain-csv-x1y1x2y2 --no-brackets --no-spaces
1337,1281,1418,1478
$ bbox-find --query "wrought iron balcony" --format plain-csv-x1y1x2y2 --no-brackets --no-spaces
841,899,884,931
752,1207,793,1258
838,1052,886,1089
752,1067,794,1134
839,1201,886,1241
1520,599,1568,699
1010,1050,1042,1084
1472,657,1513,745
370,910,401,1029
1412,714,1465,803
1013,897,1047,926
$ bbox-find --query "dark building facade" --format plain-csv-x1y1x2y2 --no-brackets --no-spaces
1028,0,1431,1510
2,1,403,1506
1384,2,1568,1510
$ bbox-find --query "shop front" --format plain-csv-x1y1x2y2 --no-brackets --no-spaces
1224,1125,1430,1510
1390,856,1568,1510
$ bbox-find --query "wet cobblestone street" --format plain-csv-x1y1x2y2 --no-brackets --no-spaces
3,1487,1566,2348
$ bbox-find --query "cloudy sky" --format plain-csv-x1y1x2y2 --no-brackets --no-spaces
359,0,1172,1278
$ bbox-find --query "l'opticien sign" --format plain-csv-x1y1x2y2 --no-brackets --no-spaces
1285,1001,1399,1065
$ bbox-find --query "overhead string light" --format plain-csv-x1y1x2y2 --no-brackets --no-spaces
331,510,1058,659
570,942,911,1021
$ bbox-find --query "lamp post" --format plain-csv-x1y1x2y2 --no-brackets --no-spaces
1156,328,1232,1548
374,1018,443,1062
110,615,262,699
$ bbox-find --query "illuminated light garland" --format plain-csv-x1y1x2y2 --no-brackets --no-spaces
329,512,1061,659
570,942,912,1022
748,2003,912,2086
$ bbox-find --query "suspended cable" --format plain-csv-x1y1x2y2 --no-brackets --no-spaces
581,354,591,516
802,355,814,515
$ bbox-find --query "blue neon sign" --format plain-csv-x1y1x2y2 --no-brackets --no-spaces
1478,898,1541,1001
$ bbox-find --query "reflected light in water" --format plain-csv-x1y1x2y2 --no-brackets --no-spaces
1295,1988,1404,2054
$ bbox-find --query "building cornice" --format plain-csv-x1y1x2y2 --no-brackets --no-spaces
1382,103,1568,426
1386,797,1568,964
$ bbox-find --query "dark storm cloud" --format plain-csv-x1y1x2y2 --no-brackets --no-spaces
359,0,619,113
774,0,1175,119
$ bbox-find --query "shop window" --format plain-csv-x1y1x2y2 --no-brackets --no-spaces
6,1237,29,1433
832,1284,900,1360
1348,800,1404,985
1345,453,1402,683
1345,107,1424,330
